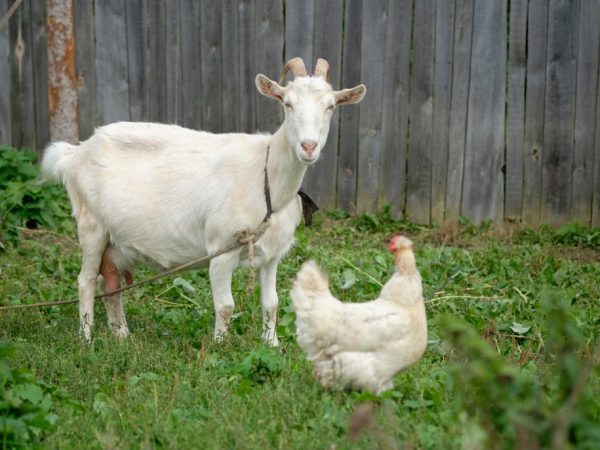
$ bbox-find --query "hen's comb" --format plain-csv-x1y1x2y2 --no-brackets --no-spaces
388,235,413,253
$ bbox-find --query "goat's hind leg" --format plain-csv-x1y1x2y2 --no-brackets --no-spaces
76,210,108,341
98,247,130,338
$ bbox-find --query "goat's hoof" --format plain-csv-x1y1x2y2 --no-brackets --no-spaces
262,331,279,347
110,326,130,339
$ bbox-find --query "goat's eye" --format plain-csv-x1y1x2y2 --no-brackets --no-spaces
326,105,335,111
283,102,293,109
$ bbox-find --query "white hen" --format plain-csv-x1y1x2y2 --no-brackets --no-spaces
290,236,427,394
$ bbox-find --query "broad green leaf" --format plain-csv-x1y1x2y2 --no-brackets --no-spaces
173,277,196,294
13,383,44,405
510,322,531,335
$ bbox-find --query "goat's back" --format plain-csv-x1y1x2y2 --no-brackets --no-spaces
43,122,282,269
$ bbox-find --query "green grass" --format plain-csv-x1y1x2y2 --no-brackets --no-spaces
0,147,598,448
1,211,599,449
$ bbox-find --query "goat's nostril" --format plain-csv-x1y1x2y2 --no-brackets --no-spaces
301,140,318,155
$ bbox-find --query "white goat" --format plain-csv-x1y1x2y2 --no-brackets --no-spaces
41,58,366,345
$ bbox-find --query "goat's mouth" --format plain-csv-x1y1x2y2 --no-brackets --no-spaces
298,150,320,165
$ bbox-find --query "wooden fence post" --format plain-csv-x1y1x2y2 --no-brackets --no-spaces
46,0,78,143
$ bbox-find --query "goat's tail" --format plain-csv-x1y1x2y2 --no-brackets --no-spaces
41,141,78,183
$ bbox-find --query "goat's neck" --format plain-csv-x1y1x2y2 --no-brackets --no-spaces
266,124,307,212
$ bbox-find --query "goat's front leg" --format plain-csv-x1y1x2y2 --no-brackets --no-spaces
259,258,280,346
209,252,238,342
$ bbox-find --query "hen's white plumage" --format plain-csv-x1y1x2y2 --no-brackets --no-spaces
290,236,427,394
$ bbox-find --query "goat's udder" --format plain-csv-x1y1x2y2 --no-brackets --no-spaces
100,249,134,294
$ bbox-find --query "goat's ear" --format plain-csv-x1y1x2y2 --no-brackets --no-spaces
334,84,367,105
256,74,285,101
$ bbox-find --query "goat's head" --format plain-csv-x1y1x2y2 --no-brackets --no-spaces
256,58,366,165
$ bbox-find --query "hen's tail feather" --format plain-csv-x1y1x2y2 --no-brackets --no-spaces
290,260,331,311
41,141,77,183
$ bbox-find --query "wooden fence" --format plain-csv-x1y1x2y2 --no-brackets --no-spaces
1,0,599,226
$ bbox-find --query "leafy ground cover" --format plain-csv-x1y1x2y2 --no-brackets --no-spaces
1,147,599,448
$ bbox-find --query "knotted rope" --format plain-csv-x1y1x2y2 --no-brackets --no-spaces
0,222,270,310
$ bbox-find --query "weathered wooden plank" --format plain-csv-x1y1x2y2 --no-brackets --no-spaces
147,1,166,123
284,0,314,68
95,0,130,125
462,0,506,225
200,1,222,132
9,0,36,149
505,0,527,220
406,0,435,224
165,0,181,124
74,0,96,139
255,0,283,132
593,76,600,227
238,0,256,133
445,0,474,224
0,0,12,144
221,0,240,132
571,0,600,224
31,0,49,149
431,0,455,224
541,0,578,225
124,0,146,122
179,0,201,129
522,0,548,225
378,0,413,218
336,0,363,213
302,0,343,209
356,0,387,213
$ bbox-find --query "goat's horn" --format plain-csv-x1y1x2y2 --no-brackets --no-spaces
313,58,330,82
279,57,307,84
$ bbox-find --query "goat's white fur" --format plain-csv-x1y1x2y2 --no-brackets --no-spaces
41,61,366,344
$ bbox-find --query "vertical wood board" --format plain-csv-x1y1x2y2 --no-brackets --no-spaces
356,0,387,213
303,0,343,209
522,0,548,225
430,0,455,224
571,0,600,223
221,0,241,132
284,0,314,69
200,1,222,132
379,0,413,218
0,0,12,144
406,0,435,224
9,0,37,150
95,0,130,125
505,0,527,220
179,0,202,129
445,0,474,223
31,0,49,149
461,0,506,225
165,1,181,124
255,0,283,133
336,0,363,212
541,0,578,225
238,0,257,133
